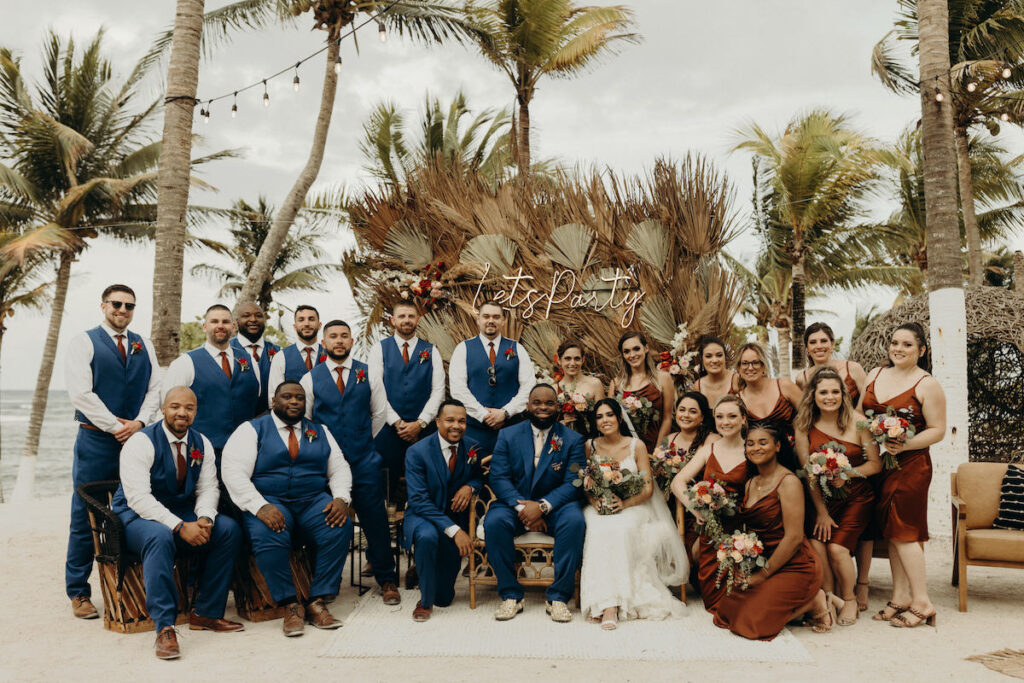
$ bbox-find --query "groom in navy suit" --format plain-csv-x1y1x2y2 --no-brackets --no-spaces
403,399,483,622
484,384,585,623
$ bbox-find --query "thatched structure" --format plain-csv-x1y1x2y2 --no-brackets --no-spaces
849,286,1024,462
343,156,745,383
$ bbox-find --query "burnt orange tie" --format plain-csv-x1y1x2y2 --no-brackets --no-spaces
402,342,410,365
449,445,458,474
488,342,496,366
250,344,260,362
116,334,127,362
175,441,187,489
335,367,345,397
304,348,313,371
286,426,299,460
219,351,232,379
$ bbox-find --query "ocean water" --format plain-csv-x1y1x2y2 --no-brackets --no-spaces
0,390,77,500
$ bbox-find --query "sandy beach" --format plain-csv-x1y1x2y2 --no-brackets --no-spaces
1,497,1022,683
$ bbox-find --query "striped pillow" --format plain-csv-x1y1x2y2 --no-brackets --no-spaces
993,465,1024,531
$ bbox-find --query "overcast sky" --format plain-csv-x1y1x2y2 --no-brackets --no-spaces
2,0,1019,390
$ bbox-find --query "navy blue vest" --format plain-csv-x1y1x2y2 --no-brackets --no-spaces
310,360,374,465
381,337,433,421
231,337,279,414
75,326,153,427
111,422,206,524
281,343,324,383
465,337,519,425
250,414,332,502
186,347,261,449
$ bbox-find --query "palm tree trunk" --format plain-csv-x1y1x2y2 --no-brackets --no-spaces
791,254,806,371
777,326,792,380
1014,250,1024,291
151,0,205,365
516,65,531,176
918,0,969,543
954,126,983,285
237,38,339,305
0,326,5,503
11,251,73,502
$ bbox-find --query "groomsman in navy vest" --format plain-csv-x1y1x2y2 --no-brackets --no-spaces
64,283,161,619
403,400,482,621
112,387,244,659
299,320,401,605
484,384,586,623
368,301,445,505
231,301,279,416
223,381,353,636
162,305,261,461
449,300,536,457
267,305,324,407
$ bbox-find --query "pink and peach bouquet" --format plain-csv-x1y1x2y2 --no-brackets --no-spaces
616,390,657,436
683,476,737,539
714,529,766,594
650,438,691,497
857,407,916,471
798,441,857,500
570,455,645,515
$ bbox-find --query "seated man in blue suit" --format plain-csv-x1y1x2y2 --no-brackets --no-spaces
403,399,483,622
484,384,586,623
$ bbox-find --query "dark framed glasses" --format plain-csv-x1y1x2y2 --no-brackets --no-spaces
105,300,136,311
487,366,496,387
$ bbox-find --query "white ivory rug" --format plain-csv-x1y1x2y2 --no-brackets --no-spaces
319,589,812,663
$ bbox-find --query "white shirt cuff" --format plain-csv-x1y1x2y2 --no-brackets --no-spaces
514,504,525,512
444,524,460,538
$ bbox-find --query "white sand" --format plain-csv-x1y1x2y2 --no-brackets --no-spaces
1,498,1021,682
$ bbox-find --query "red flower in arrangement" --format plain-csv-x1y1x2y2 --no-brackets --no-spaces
505,347,516,360
418,350,431,364
466,446,480,466
189,448,203,467
318,354,327,363
356,369,367,383
622,391,633,399
237,357,250,371
561,402,576,414
304,428,317,443
267,348,277,357
130,341,143,355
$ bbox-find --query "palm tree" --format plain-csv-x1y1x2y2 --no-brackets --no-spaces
733,109,880,370
872,0,1024,285
465,0,639,175
982,245,1016,287
360,90,515,188
190,195,343,309
172,1,483,309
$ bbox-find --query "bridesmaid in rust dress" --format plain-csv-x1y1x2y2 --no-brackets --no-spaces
610,331,675,455
671,395,749,606
709,422,832,640
694,336,740,408
861,322,946,628
794,367,881,626
734,343,802,471
794,323,867,407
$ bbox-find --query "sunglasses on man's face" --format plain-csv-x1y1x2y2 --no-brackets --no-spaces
487,365,496,387
105,300,136,311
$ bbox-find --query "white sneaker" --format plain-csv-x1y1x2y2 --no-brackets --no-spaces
494,598,524,621
546,600,572,623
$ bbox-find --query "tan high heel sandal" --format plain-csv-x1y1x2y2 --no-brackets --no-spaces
811,593,837,634
836,594,857,626
872,601,909,622
890,606,936,628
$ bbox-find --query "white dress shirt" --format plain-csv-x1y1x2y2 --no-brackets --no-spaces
65,322,162,432
233,335,267,363
266,342,319,408
119,423,219,530
368,333,446,436
299,356,387,425
162,342,262,401
221,412,353,515
449,334,536,422
438,432,463,539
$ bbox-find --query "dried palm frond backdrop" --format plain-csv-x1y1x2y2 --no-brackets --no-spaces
343,155,745,383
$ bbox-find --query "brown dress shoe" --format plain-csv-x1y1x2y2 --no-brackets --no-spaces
188,613,245,632
282,603,305,637
381,582,401,605
154,626,180,660
71,596,99,620
306,598,343,630
412,601,431,622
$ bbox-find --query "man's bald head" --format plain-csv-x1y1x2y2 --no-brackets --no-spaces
162,386,198,437
163,386,196,407
235,301,266,342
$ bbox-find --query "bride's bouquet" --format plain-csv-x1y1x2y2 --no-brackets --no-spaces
713,529,766,594
798,440,856,500
857,406,916,471
650,438,690,497
571,455,646,515
682,477,737,539
616,390,658,436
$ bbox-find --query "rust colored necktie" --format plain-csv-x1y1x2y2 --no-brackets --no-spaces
304,348,313,371
402,342,410,365
219,351,232,379
286,426,299,460
175,441,187,489
488,342,496,366
335,367,345,397
116,334,127,362
250,344,260,362
449,445,458,474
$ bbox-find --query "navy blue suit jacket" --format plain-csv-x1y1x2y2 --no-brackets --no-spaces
488,421,584,512
403,435,484,548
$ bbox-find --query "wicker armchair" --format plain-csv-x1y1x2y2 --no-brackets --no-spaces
76,481,192,633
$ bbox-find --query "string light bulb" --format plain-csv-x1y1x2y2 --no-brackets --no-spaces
334,53,343,75
935,89,944,103
1002,65,1013,79
967,81,977,92
1002,111,1011,121
231,92,238,118
293,64,301,92
203,100,212,123
262,80,270,108
378,21,387,43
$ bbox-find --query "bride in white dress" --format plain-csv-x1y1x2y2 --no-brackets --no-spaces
580,398,689,629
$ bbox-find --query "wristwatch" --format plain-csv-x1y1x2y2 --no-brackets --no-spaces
417,419,428,429
539,500,552,515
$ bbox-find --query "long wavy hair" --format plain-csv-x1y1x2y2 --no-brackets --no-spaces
794,366,854,434
614,331,660,388
671,391,717,452
590,397,633,437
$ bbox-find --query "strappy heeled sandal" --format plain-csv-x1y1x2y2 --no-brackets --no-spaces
811,593,837,634
890,606,936,628
855,580,870,612
872,601,908,622
836,594,857,626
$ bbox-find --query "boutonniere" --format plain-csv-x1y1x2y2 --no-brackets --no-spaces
304,428,317,443
267,347,277,357
237,357,251,372
549,435,563,453
189,448,203,468
318,354,327,363
466,445,480,466
418,350,430,364
504,347,516,360
130,341,142,355
356,368,367,383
